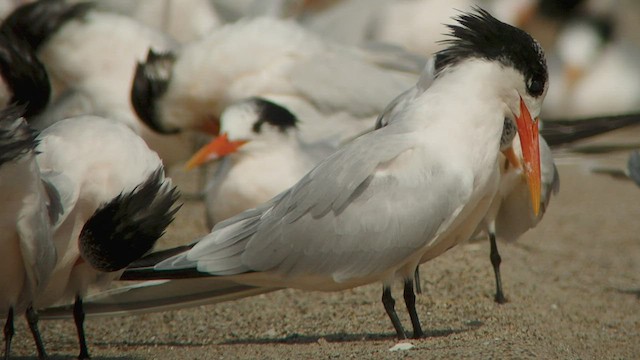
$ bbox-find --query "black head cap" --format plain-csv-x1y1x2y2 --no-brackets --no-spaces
0,30,51,118
78,168,182,272
0,0,93,51
249,97,298,134
435,8,548,98
131,49,177,134
0,103,38,166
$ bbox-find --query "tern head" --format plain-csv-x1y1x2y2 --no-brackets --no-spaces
131,49,180,134
436,8,548,216
185,97,299,169
78,168,181,272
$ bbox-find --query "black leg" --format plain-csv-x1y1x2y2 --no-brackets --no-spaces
489,232,507,304
414,266,422,294
3,307,14,360
382,286,407,339
73,296,90,360
26,306,48,359
403,279,424,339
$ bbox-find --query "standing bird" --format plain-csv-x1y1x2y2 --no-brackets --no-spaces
477,134,559,303
0,105,56,360
33,116,180,359
122,8,548,339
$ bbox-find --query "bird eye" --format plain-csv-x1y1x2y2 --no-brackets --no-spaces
527,76,545,97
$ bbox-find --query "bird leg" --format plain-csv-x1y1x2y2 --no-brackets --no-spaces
26,306,48,360
382,286,407,339
489,232,507,304
73,296,90,360
403,279,424,338
3,307,14,360
414,266,422,294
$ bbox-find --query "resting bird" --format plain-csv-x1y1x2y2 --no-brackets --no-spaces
120,9,548,339
1,0,194,168
130,16,418,147
33,116,180,359
0,105,56,360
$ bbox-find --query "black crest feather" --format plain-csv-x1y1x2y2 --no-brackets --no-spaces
79,168,182,272
435,8,548,97
131,49,177,134
0,0,93,51
0,30,51,117
250,97,298,134
0,103,38,166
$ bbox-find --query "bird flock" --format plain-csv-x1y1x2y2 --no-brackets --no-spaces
0,0,639,359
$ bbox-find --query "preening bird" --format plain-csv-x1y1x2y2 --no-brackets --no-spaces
0,105,56,360
476,134,559,303
32,116,180,359
120,9,548,339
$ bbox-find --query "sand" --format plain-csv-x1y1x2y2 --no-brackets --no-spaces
8,130,640,359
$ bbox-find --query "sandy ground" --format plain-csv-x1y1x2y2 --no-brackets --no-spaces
8,129,640,359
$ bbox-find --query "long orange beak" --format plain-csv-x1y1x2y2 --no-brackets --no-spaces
185,133,248,170
513,97,541,216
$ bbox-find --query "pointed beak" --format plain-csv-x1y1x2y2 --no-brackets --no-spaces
185,133,248,170
513,97,541,216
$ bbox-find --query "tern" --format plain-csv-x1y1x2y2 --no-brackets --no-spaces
1,105,56,360
120,8,548,339
33,116,180,359
130,16,418,146
0,1,195,168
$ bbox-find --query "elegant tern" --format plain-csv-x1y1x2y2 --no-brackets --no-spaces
32,116,180,359
0,105,56,360
121,9,548,339
0,1,196,168
130,16,417,146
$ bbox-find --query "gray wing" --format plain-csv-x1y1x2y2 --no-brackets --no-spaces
161,127,473,283
289,51,416,118
375,56,436,130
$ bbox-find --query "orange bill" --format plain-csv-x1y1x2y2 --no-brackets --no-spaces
185,133,248,170
513,97,541,216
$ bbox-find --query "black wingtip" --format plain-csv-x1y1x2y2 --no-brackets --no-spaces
1,0,94,51
131,49,177,134
79,168,182,273
542,113,640,147
0,30,51,118
0,103,38,166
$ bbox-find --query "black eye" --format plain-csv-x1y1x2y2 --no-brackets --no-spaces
527,76,545,97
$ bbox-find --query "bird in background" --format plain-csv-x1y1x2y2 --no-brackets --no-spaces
0,0,199,169
116,8,547,339
130,16,419,146
31,116,180,359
